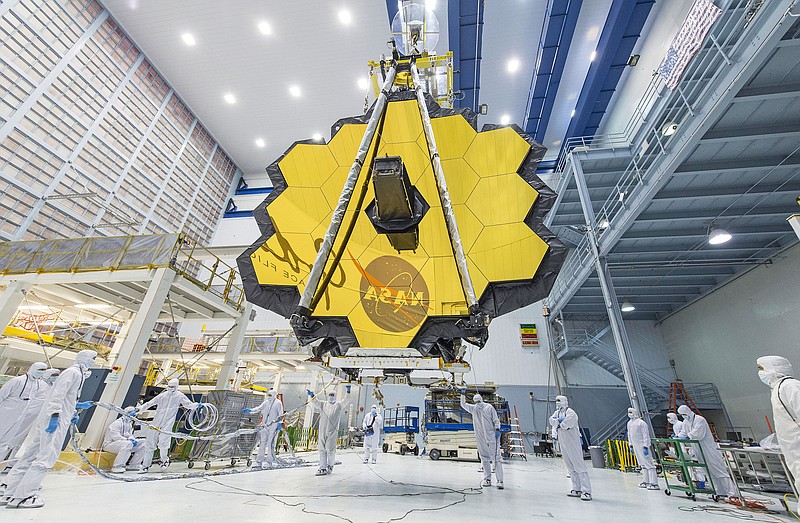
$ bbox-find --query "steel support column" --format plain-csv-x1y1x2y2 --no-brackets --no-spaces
215,302,254,389
571,154,651,430
83,267,176,448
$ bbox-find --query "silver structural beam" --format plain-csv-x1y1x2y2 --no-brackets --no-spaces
298,64,398,311
571,155,652,431
411,62,477,308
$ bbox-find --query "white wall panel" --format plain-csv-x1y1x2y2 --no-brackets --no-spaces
661,243,800,439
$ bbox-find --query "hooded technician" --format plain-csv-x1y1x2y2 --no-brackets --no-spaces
243,388,284,469
361,404,383,464
460,390,504,489
1,350,97,509
666,412,684,438
677,404,736,499
307,385,350,476
627,407,658,490
757,355,800,511
549,395,592,501
103,406,147,473
0,362,47,461
0,368,60,467
131,377,200,472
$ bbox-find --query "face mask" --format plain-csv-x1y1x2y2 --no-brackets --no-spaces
328,395,336,404
31,369,45,379
46,374,60,385
627,412,636,419
758,369,780,386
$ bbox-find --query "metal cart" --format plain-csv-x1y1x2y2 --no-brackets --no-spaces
653,437,718,501
187,390,262,470
722,446,797,499
382,406,420,455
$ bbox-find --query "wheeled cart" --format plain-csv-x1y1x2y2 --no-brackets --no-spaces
187,390,262,470
653,437,718,501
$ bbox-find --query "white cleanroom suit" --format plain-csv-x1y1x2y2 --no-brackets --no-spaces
550,395,592,500
678,404,736,498
244,389,284,469
627,407,658,489
0,363,48,460
309,389,349,475
135,378,199,470
461,393,504,488
362,405,383,464
103,407,147,472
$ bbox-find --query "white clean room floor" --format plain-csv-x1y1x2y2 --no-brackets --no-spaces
1,448,793,522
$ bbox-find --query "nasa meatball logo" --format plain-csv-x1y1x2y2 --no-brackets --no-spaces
358,256,429,332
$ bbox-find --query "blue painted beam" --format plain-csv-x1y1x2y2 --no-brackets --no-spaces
449,0,485,112
223,210,254,219
564,0,655,141
386,0,399,27
235,187,273,196
523,0,583,143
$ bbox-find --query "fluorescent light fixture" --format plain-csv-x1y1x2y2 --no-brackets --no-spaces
289,85,301,97
295,365,306,370
255,138,266,148
357,77,369,90
181,33,196,46
590,50,597,62
74,303,112,310
708,227,732,245
506,58,520,73
223,93,236,104
258,21,272,35
338,9,352,25
570,109,576,118
312,133,323,142
621,300,635,312
499,114,511,125
661,122,678,136
18,305,50,311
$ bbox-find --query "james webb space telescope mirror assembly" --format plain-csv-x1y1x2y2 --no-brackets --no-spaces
237,3,566,377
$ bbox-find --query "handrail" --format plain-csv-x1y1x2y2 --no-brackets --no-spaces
547,0,773,313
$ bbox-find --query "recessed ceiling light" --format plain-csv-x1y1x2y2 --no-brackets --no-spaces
590,50,597,62
258,21,272,35
338,9,352,25
223,93,236,104
312,133,323,142
499,114,510,125
181,33,196,46
661,122,678,136
255,138,265,148
289,85,301,97
507,58,520,73
357,77,369,90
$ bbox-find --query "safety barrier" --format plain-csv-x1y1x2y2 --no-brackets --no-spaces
606,439,639,472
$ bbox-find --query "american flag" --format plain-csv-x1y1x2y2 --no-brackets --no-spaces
659,0,723,90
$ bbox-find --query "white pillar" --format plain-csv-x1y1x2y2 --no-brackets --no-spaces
83,268,175,448
0,357,10,374
158,358,173,385
105,318,133,366
215,303,253,389
0,280,31,333
272,368,284,392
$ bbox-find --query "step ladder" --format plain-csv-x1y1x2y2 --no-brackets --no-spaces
507,406,527,461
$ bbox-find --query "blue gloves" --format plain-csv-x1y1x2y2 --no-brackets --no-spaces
45,416,59,433
629,445,634,453
242,408,252,414
345,385,351,393
677,435,688,440
130,439,138,447
75,401,93,410
643,447,649,456
458,386,467,393
197,402,203,408
558,417,565,423
71,412,80,425
128,408,139,416
307,389,314,398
